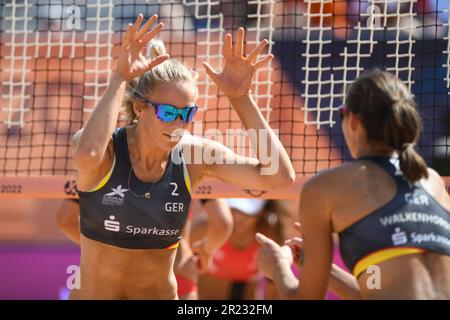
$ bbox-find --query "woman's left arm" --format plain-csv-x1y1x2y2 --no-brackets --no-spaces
201,28,295,190
295,178,334,299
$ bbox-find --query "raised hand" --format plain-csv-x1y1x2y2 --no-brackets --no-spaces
116,14,169,81
203,27,273,101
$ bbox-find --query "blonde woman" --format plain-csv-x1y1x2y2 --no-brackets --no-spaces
71,15,294,299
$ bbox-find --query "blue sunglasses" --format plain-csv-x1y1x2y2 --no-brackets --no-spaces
140,99,198,123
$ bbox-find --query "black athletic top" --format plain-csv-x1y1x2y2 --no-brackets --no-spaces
338,157,450,277
78,127,191,249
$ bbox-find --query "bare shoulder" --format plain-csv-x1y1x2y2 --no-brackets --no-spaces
303,162,359,193
422,168,450,210
71,128,114,164
301,161,385,221
426,167,446,186
71,128,84,152
422,167,446,192
75,136,115,192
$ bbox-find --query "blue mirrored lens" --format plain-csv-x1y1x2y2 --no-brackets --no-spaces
155,104,178,122
186,106,198,122
154,104,197,123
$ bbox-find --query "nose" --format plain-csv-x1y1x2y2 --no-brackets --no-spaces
174,115,184,128
167,117,185,136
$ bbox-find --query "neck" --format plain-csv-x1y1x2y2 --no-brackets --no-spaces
354,144,395,159
131,124,171,171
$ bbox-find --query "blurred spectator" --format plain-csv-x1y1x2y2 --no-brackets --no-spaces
191,199,291,299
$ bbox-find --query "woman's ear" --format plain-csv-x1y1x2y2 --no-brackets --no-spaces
132,102,142,118
349,112,360,132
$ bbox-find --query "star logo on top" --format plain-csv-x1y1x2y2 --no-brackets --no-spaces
102,185,128,206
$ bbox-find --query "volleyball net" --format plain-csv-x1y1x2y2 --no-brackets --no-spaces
0,0,449,199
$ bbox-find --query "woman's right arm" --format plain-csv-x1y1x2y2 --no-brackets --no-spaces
72,73,126,168
72,14,168,172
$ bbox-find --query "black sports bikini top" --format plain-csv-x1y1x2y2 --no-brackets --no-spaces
78,127,192,249
338,156,450,277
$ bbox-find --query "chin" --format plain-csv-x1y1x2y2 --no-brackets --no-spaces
161,133,181,149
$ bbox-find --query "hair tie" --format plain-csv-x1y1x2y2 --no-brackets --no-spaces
400,143,413,152
393,98,404,106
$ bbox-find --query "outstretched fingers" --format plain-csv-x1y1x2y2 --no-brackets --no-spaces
146,54,170,71
234,27,244,58
246,39,269,63
140,23,164,46
122,23,132,48
135,15,158,42
222,33,233,58
253,54,273,69
130,14,144,42
202,62,219,83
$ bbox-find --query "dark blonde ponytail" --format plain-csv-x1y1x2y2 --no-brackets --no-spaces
398,143,428,182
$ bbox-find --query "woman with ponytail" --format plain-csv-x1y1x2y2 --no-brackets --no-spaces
256,69,450,299
70,15,294,299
